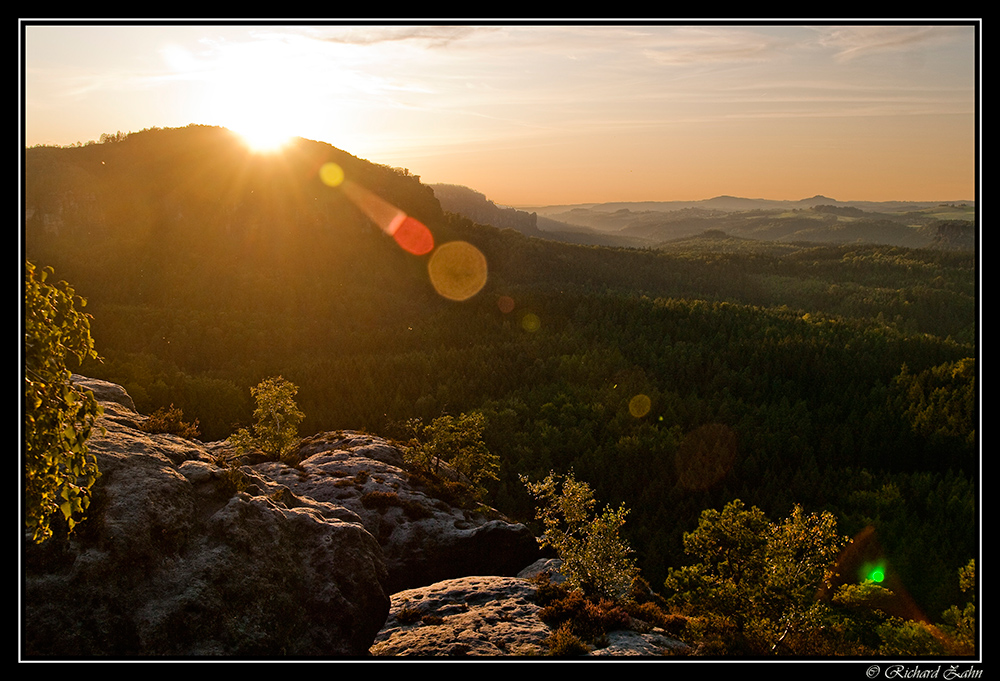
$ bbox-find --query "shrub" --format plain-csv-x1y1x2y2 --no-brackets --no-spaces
404,412,498,502
24,261,103,543
626,600,688,634
664,499,848,654
533,574,634,647
522,471,639,602
939,558,976,655
140,403,201,439
544,623,591,657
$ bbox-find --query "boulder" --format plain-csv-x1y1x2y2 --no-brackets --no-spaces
23,378,389,658
369,570,691,658
253,430,540,593
370,575,551,656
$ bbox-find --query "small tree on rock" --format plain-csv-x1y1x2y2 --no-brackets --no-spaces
228,376,304,463
404,412,498,502
522,470,639,602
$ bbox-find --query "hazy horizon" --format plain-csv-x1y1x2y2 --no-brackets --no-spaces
21,21,978,207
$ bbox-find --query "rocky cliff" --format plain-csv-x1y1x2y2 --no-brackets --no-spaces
23,377,689,659
22,377,539,658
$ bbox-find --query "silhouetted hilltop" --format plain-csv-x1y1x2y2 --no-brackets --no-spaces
24,124,456,313
431,183,542,237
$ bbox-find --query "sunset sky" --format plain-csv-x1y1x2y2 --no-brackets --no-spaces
21,21,978,207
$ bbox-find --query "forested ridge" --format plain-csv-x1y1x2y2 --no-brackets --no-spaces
23,125,977,647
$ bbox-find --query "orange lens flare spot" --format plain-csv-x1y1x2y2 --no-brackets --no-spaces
497,295,515,314
629,394,652,418
324,162,434,256
427,241,488,301
391,215,435,256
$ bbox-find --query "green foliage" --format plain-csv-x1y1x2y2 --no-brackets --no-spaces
228,376,304,463
404,412,498,502
831,582,951,657
939,559,976,654
893,358,976,446
825,574,974,656
523,471,639,602
664,499,848,654
23,261,103,543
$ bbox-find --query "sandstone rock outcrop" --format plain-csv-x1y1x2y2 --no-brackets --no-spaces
255,430,540,594
22,377,541,658
371,575,551,656
369,564,691,658
24,377,389,657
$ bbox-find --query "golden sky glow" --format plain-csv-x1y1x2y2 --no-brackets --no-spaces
21,22,978,206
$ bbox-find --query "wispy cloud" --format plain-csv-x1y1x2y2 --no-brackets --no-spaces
311,24,486,48
636,26,791,66
811,25,972,62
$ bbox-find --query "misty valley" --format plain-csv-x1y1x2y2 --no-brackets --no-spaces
24,125,977,656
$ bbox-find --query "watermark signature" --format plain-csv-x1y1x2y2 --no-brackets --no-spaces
866,665,982,680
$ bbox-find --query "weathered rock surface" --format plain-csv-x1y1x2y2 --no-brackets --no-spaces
255,430,540,594
26,377,683,659
24,377,389,657
370,564,691,658
371,575,551,656
23,377,543,658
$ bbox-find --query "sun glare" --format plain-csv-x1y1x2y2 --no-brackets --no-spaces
227,112,295,153
234,126,294,153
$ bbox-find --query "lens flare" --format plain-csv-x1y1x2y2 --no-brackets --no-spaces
427,240,488,301
629,394,652,418
862,561,887,583
389,214,435,257
319,161,345,187
319,162,433,256
521,312,541,333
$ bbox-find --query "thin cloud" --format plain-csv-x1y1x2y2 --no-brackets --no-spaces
813,25,971,62
314,25,487,48
637,26,791,65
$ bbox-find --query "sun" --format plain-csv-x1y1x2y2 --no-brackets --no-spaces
232,122,294,153
200,67,300,153
224,101,297,153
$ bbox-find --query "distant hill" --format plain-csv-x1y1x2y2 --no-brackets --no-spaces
430,184,543,237
524,195,974,216
512,195,975,250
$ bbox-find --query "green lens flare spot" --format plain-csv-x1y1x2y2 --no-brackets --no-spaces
861,561,887,583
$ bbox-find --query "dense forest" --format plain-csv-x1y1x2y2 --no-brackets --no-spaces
23,125,977,643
